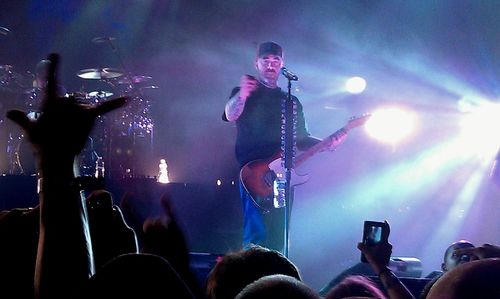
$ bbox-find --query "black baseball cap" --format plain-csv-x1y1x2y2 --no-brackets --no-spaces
257,42,283,58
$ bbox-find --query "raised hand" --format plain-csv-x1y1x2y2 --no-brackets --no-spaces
6,53,126,169
6,53,126,299
357,241,393,275
142,193,189,265
239,74,258,101
142,193,204,299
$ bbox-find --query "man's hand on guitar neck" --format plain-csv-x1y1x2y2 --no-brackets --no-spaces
323,114,371,151
327,128,348,151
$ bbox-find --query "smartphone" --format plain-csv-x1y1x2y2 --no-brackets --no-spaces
360,220,390,263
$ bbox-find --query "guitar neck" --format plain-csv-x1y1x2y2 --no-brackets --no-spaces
294,127,348,168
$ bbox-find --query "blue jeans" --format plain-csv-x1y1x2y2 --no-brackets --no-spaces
239,181,285,252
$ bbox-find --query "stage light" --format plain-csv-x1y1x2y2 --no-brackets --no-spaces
456,95,490,113
365,107,417,145
157,159,170,184
345,76,366,94
458,102,500,159
216,179,222,186
457,96,477,113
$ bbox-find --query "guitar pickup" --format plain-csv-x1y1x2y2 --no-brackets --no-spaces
263,170,277,187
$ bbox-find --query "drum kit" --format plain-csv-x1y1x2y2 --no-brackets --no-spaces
73,67,157,178
0,34,158,178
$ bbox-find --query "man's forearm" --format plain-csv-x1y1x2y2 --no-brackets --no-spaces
225,96,246,121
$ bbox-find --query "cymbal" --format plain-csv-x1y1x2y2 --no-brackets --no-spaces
88,90,113,97
91,36,116,44
0,27,10,36
116,75,152,84
77,68,123,80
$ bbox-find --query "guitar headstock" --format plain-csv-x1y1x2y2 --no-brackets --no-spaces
345,113,372,130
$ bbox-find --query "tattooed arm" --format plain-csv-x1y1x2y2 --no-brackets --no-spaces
224,75,257,122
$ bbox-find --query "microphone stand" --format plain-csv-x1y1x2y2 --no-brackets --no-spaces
282,77,296,257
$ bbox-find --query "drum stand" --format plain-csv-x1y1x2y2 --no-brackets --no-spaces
100,38,155,179
6,133,28,175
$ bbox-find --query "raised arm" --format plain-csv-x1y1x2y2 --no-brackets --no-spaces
7,53,126,299
224,75,258,121
357,242,415,299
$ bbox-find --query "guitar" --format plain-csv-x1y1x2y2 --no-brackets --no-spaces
240,114,371,212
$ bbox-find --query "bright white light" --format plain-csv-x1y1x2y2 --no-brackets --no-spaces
345,76,367,94
457,95,489,113
457,97,476,113
216,179,222,186
458,102,500,159
157,159,170,184
365,107,417,145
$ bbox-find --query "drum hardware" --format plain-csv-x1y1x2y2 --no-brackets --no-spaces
0,56,155,177
65,91,89,100
0,64,13,71
0,65,14,86
0,61,126,176
75,36,155,178
88,90,114,98
6,133,35,175
78,136,106,177
1,65,33,90
140,85,159,90
116,75,152,85
94,156,105,178
91,36,116,44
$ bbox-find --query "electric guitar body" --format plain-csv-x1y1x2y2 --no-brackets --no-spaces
239,114,371,212
240,154,310,212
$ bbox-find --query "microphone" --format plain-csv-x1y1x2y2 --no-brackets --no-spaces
280,67,298,81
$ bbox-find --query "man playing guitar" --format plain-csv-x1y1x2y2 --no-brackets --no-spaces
223,41,349,252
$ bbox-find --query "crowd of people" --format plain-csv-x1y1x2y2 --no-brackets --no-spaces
1,53,500,299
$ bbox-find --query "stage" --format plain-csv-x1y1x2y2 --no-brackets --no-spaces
0,175,243,254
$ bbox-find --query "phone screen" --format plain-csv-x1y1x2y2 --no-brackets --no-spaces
361,220,390,263
364,225,382,246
